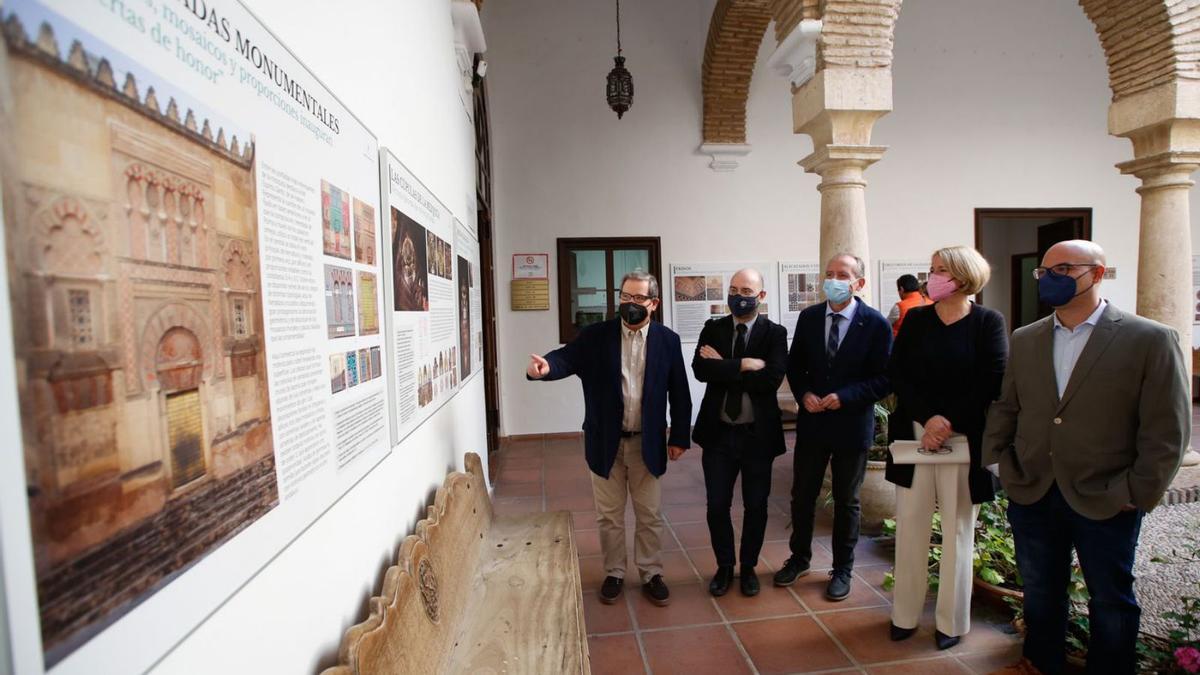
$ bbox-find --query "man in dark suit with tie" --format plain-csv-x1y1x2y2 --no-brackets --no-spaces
692,268,788,597
774,253,892,601
527,271,691,607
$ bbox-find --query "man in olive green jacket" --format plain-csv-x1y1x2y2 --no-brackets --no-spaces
983,240,1189,675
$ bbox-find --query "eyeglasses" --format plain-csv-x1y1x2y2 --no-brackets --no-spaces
728,287,758,297
619,293,655,303
1032,263,1098,280
917,445,954,456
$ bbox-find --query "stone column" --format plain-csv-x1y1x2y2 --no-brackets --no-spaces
802,145,887,295
1120,151,1199,357
791,69,892,301
1109,98,1200,465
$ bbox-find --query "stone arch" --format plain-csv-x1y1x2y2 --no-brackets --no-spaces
155,326,203,392
139,301,214,389
221,239,255,291
700,0,896,150
702,0,1198,144
1079,0,1200,102
35,196,105,274
701,0,773,145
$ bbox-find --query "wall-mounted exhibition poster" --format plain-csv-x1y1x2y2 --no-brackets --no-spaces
777,262,821,338
454,219,483,381
0,1,390,672
875,260,931,314
668,262,778,342
379,150,461,441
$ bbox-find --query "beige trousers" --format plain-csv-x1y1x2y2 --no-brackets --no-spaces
590,437,664,584
891,463,979,637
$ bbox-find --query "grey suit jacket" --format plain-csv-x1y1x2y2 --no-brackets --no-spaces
982,303,1189,519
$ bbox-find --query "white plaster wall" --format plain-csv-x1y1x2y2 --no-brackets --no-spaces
484,0,1200,437
144,1,489,672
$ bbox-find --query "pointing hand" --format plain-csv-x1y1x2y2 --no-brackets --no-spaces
527,353,550,379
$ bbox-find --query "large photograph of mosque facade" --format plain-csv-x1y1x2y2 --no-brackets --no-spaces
0,14,277,662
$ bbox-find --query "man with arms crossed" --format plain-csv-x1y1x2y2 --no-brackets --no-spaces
692,268,788,597
985,240,1189,675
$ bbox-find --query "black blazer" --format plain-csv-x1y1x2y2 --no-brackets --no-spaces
691,314,788,456
885,303,1008,504
533,318,692,478
787,300,893,451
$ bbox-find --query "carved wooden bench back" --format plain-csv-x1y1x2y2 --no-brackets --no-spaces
323,453,492,674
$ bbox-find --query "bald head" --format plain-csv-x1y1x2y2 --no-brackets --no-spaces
730,268,764,294
1043,240,1106,268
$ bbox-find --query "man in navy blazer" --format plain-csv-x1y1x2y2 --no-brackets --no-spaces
528,271,691,607
774,254,892,602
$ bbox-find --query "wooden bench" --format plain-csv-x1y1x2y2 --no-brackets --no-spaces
323,452,590,674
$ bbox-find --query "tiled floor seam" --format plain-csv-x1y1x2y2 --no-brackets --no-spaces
809,610,864,672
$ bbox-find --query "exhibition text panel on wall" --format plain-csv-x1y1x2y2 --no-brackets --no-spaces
381,150,483,441
0,1,391,672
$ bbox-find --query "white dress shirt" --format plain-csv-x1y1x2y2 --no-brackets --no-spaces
825,297,859,350
621,321,649,432
1052,300,1108,399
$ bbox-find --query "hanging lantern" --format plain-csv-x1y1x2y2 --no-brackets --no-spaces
606,0,633,119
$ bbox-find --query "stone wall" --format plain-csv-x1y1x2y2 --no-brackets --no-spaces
36,453,278,658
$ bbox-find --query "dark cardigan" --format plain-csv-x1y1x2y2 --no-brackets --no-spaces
885,303,1008,504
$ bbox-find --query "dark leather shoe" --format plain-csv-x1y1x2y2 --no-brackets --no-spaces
772,556,810,587
642,574,671,606
935,630,960,650
889,622,917,641
740,567,760,597
708,566,735,597
825,569,852,601
599,576,624,605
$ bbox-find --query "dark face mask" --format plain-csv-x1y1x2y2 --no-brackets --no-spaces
1038,269,1093,307
728,293,759,318
619,301,650,325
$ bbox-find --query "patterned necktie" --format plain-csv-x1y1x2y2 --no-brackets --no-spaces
724,323,748,420
827,314,842,364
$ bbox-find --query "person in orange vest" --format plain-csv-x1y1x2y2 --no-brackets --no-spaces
887,274,931,337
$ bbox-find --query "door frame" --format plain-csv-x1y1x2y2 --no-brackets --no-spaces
973,207,1093,307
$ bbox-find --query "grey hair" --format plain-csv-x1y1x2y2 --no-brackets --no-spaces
620,270,660,299
830,253,866,279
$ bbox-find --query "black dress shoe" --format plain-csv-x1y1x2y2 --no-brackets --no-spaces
708,566,735,597
599,576,624,605
825,569,852,601
740,567,760,597
642,574,671,607
889,622,917,641
935,630,960,650
772,556,810,587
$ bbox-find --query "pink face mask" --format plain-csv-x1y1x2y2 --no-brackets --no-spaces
926,273,959,302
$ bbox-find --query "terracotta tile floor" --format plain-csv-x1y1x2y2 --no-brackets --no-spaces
491,434,1023,675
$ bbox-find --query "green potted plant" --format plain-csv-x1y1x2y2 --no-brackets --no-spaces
971,494,1023,606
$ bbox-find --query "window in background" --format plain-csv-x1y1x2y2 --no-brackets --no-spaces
556,237,661,343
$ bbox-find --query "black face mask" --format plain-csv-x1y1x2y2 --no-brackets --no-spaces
619,302,649,325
